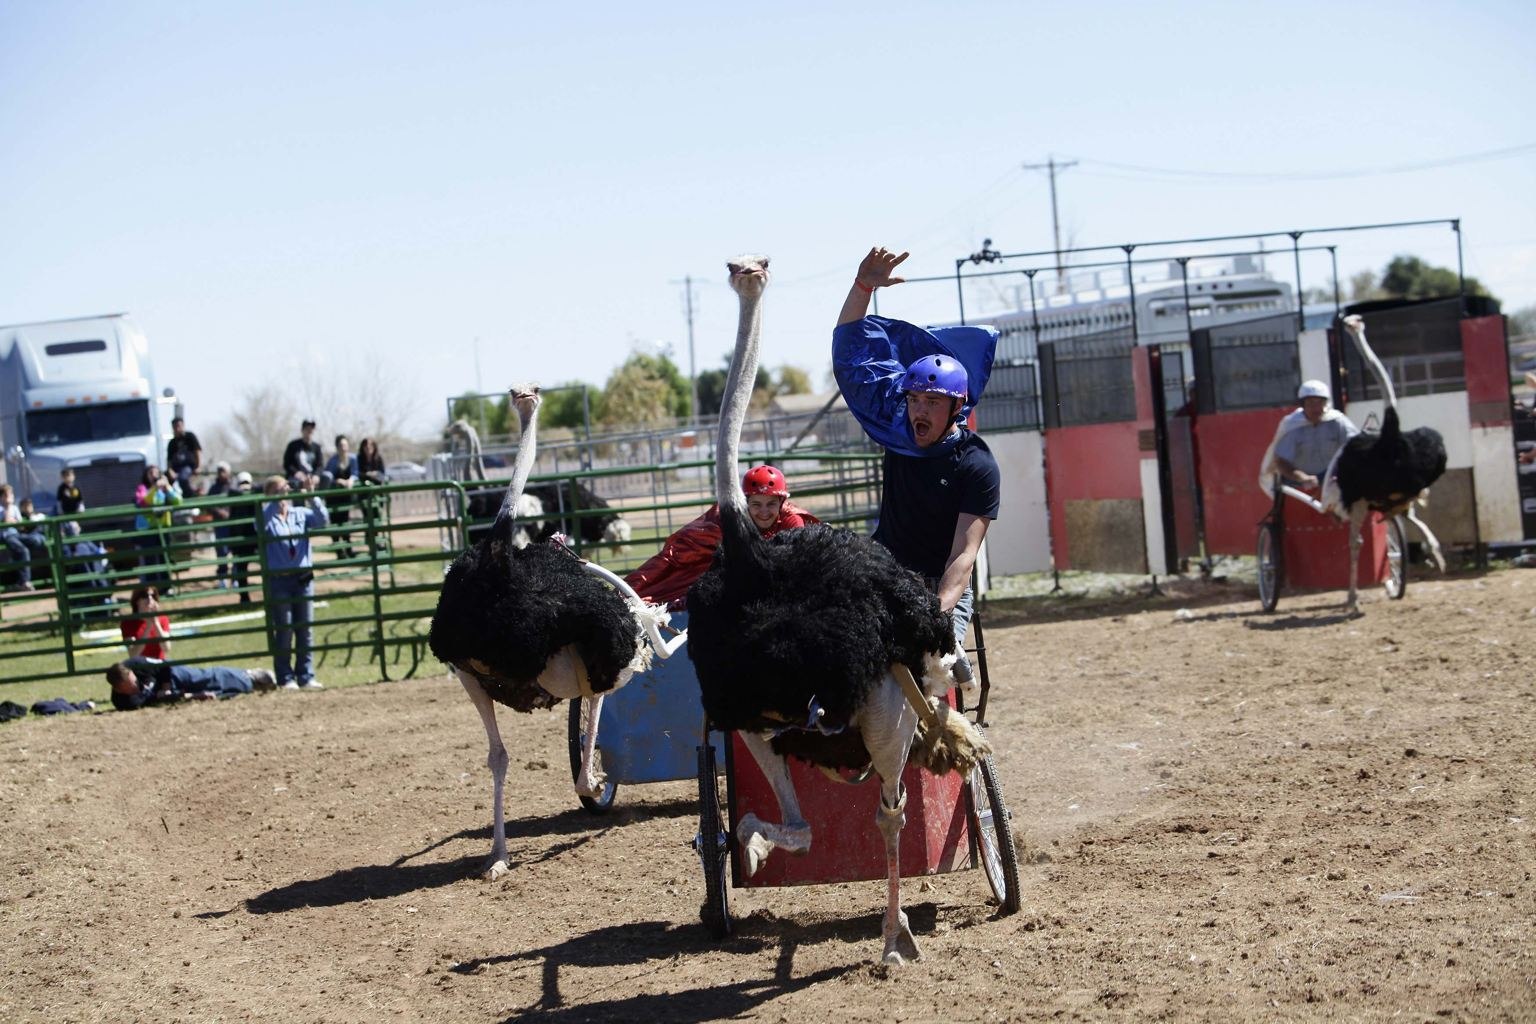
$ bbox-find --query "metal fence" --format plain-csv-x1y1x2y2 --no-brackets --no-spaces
0,453,883,690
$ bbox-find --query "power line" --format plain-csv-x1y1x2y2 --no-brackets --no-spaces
1021,156,1077,294
1075,142,1536,182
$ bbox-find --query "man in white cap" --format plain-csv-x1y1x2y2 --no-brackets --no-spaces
1260,379,1360,493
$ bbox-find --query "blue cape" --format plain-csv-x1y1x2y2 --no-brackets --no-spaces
832,315,998,457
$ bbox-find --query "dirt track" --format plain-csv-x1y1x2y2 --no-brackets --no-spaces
2,571,1533,1023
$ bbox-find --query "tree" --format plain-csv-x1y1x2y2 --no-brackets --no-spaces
772,364,813,396
598,352,691,427
450,392,509,439
694,353,772,417
1509,304,1536,340
1378,255,1490,301
1348,269,1384,302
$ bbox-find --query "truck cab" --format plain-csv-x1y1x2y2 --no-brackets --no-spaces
0,314,174,516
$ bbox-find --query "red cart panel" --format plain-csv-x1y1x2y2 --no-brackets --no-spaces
726,733,973,888
1283,500,1389,590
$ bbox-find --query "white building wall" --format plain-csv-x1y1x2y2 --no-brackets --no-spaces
985,430,1052,575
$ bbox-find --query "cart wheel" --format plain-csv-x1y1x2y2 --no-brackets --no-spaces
966,747,1021,915
695,743,732,939
1256,521,1282,613
1383,515,1408,601
567,699,618,815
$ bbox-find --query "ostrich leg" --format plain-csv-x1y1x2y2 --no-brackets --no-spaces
734,731,811,876
575,693,608,797
455,668,511,880
1405,506,1447,572
862,677,923,965
1345,504,1369,615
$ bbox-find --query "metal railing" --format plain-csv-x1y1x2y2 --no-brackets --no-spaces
0,453,883,690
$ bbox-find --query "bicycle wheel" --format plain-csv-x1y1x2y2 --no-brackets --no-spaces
567,698,618,814
966,746,1021,915
1383,515,1408,601
1256,521,1282,613
695,743,733,938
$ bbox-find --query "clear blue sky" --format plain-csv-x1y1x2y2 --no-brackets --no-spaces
3,1,1532,437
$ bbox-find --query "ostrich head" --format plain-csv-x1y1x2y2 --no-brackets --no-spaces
1341,314,1364,339
727,255,770,298
510,385,542,426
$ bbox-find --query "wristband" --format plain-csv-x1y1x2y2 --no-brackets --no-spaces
854,281,874,294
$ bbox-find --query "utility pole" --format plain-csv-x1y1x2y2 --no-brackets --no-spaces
1022,155,1077,294
671,275,701,425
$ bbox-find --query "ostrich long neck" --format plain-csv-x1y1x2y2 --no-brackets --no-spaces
715,289,762,516
496,402,539,525
1348,322,1398,409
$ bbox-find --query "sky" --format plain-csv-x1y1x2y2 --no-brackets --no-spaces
3,0,1533,439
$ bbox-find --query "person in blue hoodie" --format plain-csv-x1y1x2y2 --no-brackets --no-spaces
261,474,329,690
832,246,1001,684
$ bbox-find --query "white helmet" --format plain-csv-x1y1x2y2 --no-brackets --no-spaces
1297,379,1330,401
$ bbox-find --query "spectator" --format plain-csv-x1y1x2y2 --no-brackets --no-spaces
282,419,325,489
107,660,276,711
121,584,172,659
56,467,84,516
59,521,112,612
133,466,181,591
357,437,388,485
262,475,329,690
166,417,203,493
224,472,260,604
324,434,360,559
207,462,235,587
1,487,49,592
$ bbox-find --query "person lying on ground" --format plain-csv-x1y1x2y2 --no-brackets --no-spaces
106,660,276,711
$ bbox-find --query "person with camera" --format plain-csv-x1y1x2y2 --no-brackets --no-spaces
133,465,182,591
262,474,329,690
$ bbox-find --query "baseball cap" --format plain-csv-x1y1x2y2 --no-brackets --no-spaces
235,471,253,485
1297,379,1330,401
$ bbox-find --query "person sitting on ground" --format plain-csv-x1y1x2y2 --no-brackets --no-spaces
1,484,49,592
106,660,276,710
56,467,84,516
121,585,173,660
624,465,821,610
1259,379,1360,494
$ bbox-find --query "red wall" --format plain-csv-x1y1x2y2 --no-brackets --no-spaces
1195,407,1292,556
1043,421,1145,569
1462,315,1511,427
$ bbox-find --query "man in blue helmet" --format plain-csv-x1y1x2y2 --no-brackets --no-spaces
833,246,1001,683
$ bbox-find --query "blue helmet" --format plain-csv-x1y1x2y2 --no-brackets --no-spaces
899,354,968,402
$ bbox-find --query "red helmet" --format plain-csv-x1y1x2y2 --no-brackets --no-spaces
742,465,788,498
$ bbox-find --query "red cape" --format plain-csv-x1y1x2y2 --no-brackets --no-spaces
624,501,820,609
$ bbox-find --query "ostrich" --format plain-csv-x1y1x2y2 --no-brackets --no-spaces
525,479,633,548
430,387,677,880
1321,314,1449,612
688,255,990,965
446,417,544,547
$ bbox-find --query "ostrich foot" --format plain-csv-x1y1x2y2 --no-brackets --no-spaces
482,857,510,881
574,767,608,798
882,909,921,965
735,813,811,877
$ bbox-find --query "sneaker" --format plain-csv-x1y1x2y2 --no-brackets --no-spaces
279,680,300,691
4,581,34,593
298,679,324,691
249,669,277,693
215,580,228,590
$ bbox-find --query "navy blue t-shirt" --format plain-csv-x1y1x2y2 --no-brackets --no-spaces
872,430,1000,578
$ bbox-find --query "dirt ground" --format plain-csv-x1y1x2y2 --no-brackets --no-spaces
2,570,1532,1023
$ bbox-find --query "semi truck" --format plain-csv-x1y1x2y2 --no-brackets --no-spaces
0,314,178,515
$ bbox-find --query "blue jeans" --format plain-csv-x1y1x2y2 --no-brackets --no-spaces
268,574,315,684
124,659,253,697
2,528,48,585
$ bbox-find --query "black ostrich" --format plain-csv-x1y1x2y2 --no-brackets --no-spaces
1322,314,1449,612
687,255,990,966
429,387,671,880
526,479,632,547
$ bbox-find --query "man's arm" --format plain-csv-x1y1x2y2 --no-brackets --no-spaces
935,513,990,613
836,247,910,326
